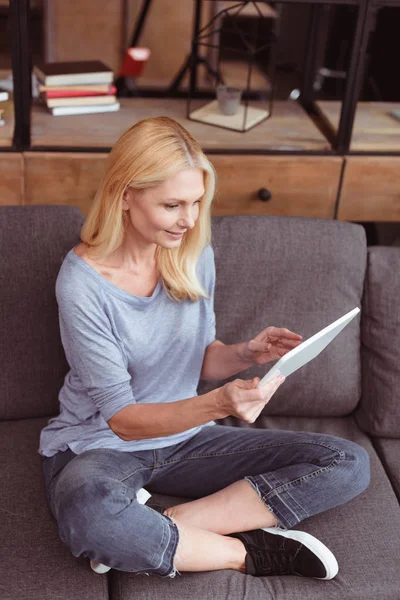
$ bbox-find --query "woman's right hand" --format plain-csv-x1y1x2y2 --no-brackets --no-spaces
215,374,286,423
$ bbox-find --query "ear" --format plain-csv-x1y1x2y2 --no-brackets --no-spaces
122,188,130,209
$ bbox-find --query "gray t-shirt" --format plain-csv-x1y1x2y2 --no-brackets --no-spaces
39,244,217,457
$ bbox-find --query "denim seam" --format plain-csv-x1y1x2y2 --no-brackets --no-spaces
152,514,170,571
257,472,306,518
265,474,309,519
154,440,346,467
246,446,345,525
263,454,344,496
158,515,180,577
276,489,306,522
249,453,344,527
119,465,153,484
252,474,308,524
244,477,290,526
131,515,174,577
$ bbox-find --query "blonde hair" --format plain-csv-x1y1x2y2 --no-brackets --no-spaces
81,116,216,302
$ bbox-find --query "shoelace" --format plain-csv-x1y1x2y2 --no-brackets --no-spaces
252,548,295,575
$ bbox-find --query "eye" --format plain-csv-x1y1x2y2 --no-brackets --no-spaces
165,200,201,210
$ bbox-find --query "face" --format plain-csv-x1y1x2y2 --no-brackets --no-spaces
122,168,205,247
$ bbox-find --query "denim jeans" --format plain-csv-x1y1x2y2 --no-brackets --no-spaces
41,424,370,578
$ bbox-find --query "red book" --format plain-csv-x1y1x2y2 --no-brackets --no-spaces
42,84,117,99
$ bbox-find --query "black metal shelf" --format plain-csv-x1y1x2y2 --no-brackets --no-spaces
5,0,400,156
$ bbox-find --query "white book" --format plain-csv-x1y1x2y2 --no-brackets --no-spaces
46,95,116,108
258,307,361,387
50,101,120,116
0,91,9,101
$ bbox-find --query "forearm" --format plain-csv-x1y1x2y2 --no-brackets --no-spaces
109,390,224,442
200,340,253,381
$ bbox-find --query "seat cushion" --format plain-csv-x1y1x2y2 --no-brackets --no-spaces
0,205,84,420
0,418,109,600
110,416,400,600
372,437,400,501
356,246,400,437
198,215,367,417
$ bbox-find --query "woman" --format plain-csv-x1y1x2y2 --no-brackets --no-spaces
39,116,370,580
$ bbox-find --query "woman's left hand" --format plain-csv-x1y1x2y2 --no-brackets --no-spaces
239,327,303,365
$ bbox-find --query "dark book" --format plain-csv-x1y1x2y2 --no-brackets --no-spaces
33,61,113,86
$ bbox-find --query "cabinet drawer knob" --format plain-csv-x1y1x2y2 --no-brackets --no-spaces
257,188,272,202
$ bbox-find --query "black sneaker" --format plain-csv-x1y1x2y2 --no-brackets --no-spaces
230,527,339,580
145,498,167,515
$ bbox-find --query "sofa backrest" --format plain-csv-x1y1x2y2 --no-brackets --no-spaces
198,215,367,417
0,205,84,420
1,206,367,421
355,246,400,437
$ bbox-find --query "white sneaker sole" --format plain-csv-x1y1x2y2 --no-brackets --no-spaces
261,527,339,580
90,560,111,574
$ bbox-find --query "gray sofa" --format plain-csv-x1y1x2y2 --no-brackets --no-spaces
1,205,400,600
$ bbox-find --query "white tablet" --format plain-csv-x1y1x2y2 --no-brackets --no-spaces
257,307,360,388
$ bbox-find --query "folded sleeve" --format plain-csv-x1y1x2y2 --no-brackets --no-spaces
56,276,136,423
204,245,217,347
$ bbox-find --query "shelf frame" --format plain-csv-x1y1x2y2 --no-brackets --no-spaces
4,0,400,157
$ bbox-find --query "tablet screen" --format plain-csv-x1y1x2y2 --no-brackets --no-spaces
257,307,360,388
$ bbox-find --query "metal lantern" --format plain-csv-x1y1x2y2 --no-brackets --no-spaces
187,1,279,133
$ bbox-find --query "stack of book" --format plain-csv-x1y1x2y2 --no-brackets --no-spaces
33,60,120,116
0,87,9,126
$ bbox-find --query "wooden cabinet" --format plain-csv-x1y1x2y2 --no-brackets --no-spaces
24,152,108,215
338,157,400,222
0,154,23,205
22,152,342,219
22,99,342,218
211,155,341,218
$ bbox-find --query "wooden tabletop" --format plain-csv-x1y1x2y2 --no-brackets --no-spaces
31,98,331,151
317,101,400,152
0,100,14,148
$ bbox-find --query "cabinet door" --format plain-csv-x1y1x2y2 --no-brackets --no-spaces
0,154,24,205
24,152,108,216
338,157,400,221
210,156,342,218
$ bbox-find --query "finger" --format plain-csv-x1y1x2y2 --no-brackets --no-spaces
281,339,303,350
261,375,284,390
270,328,302,340
238,378,260,389
262,377,284,402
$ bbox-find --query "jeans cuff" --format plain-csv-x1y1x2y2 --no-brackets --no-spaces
159,514,182,578
244,474,306,530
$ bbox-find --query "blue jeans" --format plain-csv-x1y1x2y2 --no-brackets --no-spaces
41,424,370,578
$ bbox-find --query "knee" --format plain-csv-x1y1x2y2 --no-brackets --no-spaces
338,439,371,497
55,475,128,554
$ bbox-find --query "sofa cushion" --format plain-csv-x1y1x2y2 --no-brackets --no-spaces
355,247,400,437
372,437,400,501
0,205,84,420
110,415,400,600
2,209,366,421
198,215,367,417
0,418,109,600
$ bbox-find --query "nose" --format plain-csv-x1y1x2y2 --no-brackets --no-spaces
178,211,196,230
